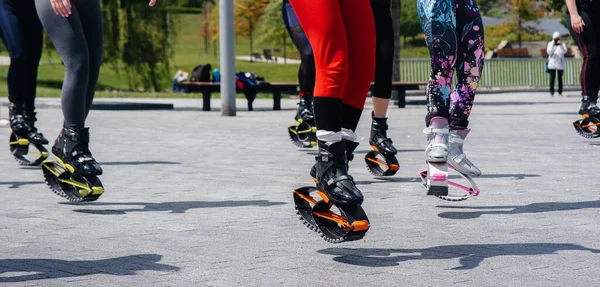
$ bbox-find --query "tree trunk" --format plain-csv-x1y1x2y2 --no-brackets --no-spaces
518,18,522,49
249,24,254,63
204,3,210,53
248,25,254,62
213,39,217,57
391,0,401,97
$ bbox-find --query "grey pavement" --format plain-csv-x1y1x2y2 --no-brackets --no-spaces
0,92,599,286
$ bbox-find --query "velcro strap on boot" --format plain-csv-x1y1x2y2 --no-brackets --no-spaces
423,127,449,135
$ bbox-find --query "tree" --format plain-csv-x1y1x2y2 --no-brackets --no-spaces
199,1,213,53
507,0,544,48
173,0,207,7
234,0,269,62
547,0,565,11
399,0,421,46
209,0,220,57
256,0,295,62
102,0,177,91
478,0,501,15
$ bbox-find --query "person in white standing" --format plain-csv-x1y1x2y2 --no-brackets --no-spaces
547,31,568,97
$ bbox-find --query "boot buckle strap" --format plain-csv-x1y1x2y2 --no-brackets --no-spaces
452,153,466,163
326,175,352,188
449,137,464,144
423,127,449,135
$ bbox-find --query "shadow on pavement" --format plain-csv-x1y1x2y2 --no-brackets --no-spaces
478,173,540,180
66,200,286,215
318,243,600,269
0,181,44,189
354,178,419,185
101,161,180,166
355,173,539,186
407,100,569,106
0,254,179,282
437,200,600,219
176,107,297,112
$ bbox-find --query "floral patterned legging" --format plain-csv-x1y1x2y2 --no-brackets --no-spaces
417,0,485,129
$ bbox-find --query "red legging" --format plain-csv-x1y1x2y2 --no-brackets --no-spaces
289,0,375,110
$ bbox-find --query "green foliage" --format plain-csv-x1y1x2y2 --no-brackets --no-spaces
507,0,545,48
101,0,177,91
400,0,421,41
234,0,269,55
547,0,565,12
170,0,211,8
478,0,502,15
256,0,294,50
485,21,549,51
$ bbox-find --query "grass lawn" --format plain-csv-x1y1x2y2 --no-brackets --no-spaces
0,13,429,98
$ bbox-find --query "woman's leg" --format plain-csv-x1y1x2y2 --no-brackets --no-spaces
418,0,457,126
36,0,90,131
450,0,484,130
282,0,315,120
74,0,103,119
0,0,47,143
370,0,394,117
339,0,376,135
289,0,347,137
367,0,398,161
35,0,102,175
446,0,484,177
282,0,315,97
567,11,598,115
0,0,25,105
290,0,365,205
20,0,43,108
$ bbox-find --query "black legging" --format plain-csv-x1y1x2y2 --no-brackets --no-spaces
282,0,393,99
35,0,104,131
567,7,600,100
282,0,315,96
0,0,43,107
370,0,394,100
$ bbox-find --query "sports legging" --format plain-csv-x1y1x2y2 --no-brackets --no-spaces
0,0,43,107
289,0,376,134
282,0,315,98
283,0,393,101
417,0,485,130
371,0,394,100
567,6,600,100
35,0,103,131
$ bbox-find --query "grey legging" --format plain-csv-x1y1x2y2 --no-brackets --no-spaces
35,0,103,130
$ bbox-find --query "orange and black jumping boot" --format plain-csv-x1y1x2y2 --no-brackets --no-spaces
365,113,399,176
290,0,375,243
574,95,600,138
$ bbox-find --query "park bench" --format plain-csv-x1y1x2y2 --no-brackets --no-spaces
497,48,530,58
177,81,425,111
540,47,575,58
250,52,263,62
263,49,277,63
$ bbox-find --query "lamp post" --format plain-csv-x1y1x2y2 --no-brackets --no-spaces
219,0,236,116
